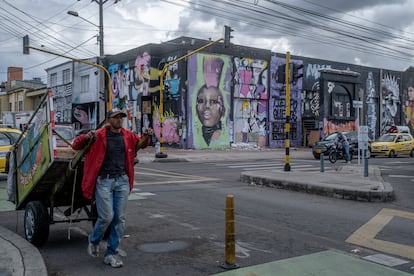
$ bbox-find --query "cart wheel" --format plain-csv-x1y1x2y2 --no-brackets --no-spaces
24,201,50,246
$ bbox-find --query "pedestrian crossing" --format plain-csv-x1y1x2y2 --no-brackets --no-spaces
213,159,336,172
134,167,218,185
129,187,156,201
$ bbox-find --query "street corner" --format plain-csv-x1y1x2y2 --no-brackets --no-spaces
240,168,394,202
346,208,414,261
212,250,413,276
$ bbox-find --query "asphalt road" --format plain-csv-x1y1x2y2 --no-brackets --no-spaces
0,155,413,275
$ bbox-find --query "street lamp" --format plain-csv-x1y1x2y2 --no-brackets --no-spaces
67,10,103,58
68,1,120,115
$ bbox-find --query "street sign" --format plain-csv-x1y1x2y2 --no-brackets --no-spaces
358,125,369,149
353,100,363,108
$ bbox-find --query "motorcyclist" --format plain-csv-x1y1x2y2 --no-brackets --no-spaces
334,132,351,164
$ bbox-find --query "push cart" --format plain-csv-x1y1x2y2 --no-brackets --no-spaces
9,91,96,246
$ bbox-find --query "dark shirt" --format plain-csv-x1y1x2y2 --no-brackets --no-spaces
99,130,126,176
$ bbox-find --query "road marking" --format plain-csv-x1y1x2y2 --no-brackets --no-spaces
228,163,313,169
145,212,200,230
235,241,272,258
241,166,325,171
362,254,409,267
387,161,413,164
135,167,218,185
229,164,333,172
134,192,155,196
214,160,335,172
346,208,414,260
387,175,414,178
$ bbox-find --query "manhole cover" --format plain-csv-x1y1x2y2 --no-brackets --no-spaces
137,240,190,253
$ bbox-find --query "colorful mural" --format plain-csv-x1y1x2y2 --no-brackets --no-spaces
380,73,400,135
109,63,131,110
107,51,183,145
188,54,231,149
154,54,182,145
323,118,357,133
134,52,151,97
72,103,97,130
153,105,180,144
269,56,302,147
403,77,414,135
365,72,378,140
233,58,268,147
101,43,414,149
15,100,52,205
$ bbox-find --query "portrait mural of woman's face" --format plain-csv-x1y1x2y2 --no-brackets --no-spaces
189,54,231,149
196,85,224,128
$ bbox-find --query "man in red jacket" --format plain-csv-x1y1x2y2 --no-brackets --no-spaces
72,109,152,268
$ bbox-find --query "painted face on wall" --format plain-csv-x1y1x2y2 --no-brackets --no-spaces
196,86,224,127
408,86,414,101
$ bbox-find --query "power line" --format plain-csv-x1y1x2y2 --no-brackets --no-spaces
158,0,413,63
1,0,97,57
160,0,414,64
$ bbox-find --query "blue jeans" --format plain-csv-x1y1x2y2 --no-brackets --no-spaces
89,174,129,256
343,144,350,162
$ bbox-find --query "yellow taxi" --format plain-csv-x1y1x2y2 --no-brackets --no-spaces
370,133,414,158
0,127,22,173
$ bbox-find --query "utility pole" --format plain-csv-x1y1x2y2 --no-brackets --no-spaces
284,52,291,172
96,0,105,58
68,0,119,114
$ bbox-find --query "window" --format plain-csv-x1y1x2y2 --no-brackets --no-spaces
0,133,10,146
18,101,23,111
63,69,70,84
80,75,89,93
50,73,57,87
331,85,351,118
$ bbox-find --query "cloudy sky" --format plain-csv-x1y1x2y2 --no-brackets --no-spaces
1,0,414,83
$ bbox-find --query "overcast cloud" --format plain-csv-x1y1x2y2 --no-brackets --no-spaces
1,0,413,83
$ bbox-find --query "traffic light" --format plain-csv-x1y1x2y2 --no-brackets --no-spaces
276,64,286,84
224,25,233,48
23,35,30,55
289,62,304,85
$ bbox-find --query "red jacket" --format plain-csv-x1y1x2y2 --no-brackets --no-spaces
72,125,150,199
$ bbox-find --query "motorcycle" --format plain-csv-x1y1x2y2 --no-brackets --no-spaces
328,144,353,163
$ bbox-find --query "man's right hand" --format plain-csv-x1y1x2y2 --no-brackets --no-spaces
143,128,154,136
87,130,96,140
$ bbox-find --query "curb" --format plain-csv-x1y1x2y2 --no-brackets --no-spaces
240,167,394,202
152,157,189,163
0,226,47,276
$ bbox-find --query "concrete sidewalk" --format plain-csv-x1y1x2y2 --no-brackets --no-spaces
0,146,396,275
0,225,47,276
212,250,412,276
240,164,394,202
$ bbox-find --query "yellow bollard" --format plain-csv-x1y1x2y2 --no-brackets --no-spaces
221,195,239,269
